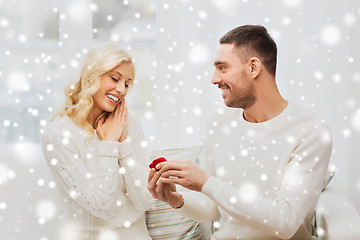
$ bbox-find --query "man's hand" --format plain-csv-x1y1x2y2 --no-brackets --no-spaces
157,160,210,192
147,168,184,208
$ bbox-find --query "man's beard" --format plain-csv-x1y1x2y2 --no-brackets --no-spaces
225,72,257,109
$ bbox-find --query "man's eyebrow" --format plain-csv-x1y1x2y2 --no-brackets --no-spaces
214,61,226,66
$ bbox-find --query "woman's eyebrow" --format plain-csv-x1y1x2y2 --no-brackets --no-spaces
110,71,123,76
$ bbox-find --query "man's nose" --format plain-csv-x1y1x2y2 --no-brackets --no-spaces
211,73,221,85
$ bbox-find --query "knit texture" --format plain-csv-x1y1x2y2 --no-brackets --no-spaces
41,113,154,240
177,103,332,240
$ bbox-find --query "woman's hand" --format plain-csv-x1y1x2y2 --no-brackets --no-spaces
96,100,128,142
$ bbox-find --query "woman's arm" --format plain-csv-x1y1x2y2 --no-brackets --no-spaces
117,113,154,211
42,126,122,219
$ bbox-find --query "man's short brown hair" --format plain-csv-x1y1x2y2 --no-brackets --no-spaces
220,25,277,76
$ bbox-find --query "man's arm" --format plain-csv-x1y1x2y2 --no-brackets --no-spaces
157,124,332,239
148,146,220,223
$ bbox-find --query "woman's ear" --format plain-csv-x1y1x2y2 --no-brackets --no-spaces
248,57,261,79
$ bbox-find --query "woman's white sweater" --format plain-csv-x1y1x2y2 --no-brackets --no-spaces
41,113,154,240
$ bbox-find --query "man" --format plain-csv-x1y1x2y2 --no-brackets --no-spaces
148,25,332,240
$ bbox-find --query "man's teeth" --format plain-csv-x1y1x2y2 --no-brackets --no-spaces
106,94,119,102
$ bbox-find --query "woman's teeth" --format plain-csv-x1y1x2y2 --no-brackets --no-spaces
106,94,119,102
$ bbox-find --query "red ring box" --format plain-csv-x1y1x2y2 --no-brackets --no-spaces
149,157,167,170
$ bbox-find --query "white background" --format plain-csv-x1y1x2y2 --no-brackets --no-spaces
0,0,359,239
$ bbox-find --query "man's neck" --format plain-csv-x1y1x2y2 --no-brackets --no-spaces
243,93,288,123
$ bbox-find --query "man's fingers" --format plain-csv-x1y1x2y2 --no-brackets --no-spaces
159,177,182,186
158,161,183,174
160,170,183,179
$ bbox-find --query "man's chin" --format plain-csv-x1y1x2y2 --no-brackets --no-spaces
224,99,244,109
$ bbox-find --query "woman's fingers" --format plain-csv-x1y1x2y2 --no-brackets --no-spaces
97,116,105,127
118,102,128,142
147,171,161,198
156,180,166,200
148,168,156,183
98,99,128,142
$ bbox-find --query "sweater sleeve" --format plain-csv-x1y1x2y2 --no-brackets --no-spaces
118,114,155,212
41,127,121,219
201,123,332,239
175,139,220,222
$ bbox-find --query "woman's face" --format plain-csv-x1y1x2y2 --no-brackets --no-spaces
92,62,133,114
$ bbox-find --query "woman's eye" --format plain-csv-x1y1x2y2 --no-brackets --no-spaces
112,77,118,82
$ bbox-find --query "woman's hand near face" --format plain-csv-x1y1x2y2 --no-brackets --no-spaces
96,100,128,142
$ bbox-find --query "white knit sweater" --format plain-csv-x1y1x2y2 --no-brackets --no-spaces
177,103,332,240
41,113,154,240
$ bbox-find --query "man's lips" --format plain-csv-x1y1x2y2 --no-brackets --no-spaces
218,84,229,97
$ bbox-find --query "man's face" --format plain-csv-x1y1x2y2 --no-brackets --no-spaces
211,44,256,109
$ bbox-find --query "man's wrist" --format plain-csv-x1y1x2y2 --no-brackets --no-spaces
170,194,184,209
200,174,210,192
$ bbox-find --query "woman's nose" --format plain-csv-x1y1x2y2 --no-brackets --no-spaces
115,82,126,95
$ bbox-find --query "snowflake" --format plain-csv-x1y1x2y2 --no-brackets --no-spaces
36,199,57,220
188,44,209,64
321,25,341,46
282,0,302,8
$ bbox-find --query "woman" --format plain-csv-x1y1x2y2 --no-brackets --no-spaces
42,43,154,239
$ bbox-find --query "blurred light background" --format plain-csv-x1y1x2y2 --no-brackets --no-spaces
0,0,359,239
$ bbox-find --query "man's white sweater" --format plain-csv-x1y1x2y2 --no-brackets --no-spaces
177,102,332,240
41,113,154,240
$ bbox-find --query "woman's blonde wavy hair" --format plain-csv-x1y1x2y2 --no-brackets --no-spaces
54,43,134,136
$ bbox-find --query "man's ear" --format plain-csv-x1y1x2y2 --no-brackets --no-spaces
248,57,261,79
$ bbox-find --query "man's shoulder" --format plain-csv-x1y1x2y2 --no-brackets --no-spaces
288,102,329,126
287,103,332,141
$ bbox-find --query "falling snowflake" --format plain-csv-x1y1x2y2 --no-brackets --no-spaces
321,25,341,46
351,109,360,131
188,44,209,64
282,0,302,8
36,199,57,220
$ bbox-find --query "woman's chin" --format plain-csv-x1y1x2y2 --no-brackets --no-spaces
104,105,116,112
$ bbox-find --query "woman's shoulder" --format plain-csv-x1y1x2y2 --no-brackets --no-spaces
43,115,83,141
126,111,145,139
128,111,142,129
